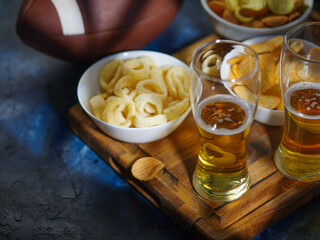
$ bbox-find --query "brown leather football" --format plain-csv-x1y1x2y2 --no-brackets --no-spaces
16,0,184,62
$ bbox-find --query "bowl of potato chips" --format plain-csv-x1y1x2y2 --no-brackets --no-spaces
243,35,285,126
223,35,286,126
201,0,313,41
77,50,191,143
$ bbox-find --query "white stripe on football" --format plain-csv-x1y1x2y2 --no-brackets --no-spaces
51,0,85,35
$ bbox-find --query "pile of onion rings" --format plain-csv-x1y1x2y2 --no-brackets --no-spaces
89,56,190,128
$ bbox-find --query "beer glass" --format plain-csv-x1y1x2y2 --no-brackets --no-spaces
274,22,320,182
190,40,260,202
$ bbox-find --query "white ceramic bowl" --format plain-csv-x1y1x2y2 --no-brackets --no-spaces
77,50,191,143
200,0,313,41
243,36,285,126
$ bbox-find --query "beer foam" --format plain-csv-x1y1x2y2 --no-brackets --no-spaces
285,82,320,120
196,94,253,135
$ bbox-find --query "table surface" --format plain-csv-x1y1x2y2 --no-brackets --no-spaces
1,0,319,239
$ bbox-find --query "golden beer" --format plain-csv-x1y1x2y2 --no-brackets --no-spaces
193,95,252,202
275,82,320,182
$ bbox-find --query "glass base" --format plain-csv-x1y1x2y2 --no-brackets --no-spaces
192,172,251,202
274,148,320,182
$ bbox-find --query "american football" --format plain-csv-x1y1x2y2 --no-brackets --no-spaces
16,0,183,62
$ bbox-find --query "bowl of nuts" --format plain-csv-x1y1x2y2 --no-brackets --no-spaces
201,0,313,41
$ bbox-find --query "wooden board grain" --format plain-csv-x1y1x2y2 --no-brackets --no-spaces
67,34,320,240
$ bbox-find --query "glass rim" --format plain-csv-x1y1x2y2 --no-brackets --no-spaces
191,39,260,83
285,22,320,64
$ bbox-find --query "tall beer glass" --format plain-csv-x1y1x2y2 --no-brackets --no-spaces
190,40,260,202
275,22,320,182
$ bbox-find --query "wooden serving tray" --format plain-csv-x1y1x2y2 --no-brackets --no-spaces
67,33,320,240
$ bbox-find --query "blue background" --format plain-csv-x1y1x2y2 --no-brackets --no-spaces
0,0,319,239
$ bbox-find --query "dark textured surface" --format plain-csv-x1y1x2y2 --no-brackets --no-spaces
0,0,319,239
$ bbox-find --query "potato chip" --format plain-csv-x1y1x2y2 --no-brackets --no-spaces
276,100,284,110
270,45,282,62
296,62,317,81
103,96,136,127
135,93,163,117
259,95,281,109
134,114,167,128
89,94,106,120
270,66,281,86
228,70,236,80
231,63,241,78
264,83,282,101
163,98,189,121
290,40,304,53
99,59,123,92
287,62,303,84
274,59,281,80
251,35,284,54
263,60,281,97
238,54,256,77
259,53,276,93
309,47,320,61
237,54,257,90
233,85,255,103
227,54,245,65
227,54,254,82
